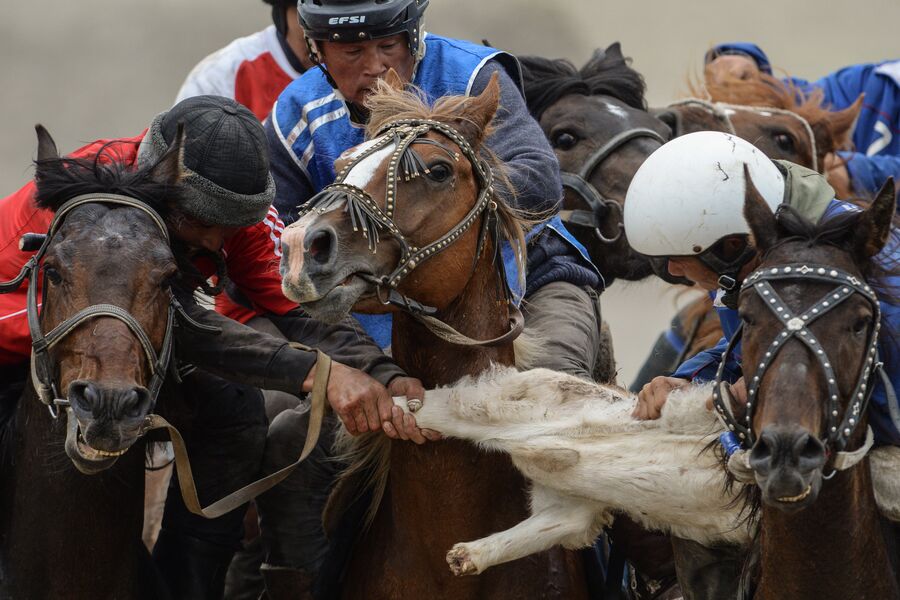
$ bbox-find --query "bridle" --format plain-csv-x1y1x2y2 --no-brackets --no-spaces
713,263,886,475
0,193,212,419
666,98,820,172
559,126,667,244
297,117,524,347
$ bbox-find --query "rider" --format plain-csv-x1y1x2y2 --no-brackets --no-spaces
704,43,900,198
624,130,900,599
175,0,315,120
259,0,605,593
0,95,428,599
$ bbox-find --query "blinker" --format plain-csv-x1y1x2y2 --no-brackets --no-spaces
19,233,47,252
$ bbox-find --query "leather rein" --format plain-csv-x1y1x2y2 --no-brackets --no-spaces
713,263,887,475
0,193,330,519
559,126,667,244
298,118,524,347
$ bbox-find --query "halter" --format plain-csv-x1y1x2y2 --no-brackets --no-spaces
712,263,883,470
667,98,819,172
559,127,667,244
297,118,524,347
0,193,217,418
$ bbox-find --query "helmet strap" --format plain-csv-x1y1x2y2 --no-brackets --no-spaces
698,242,758,309
272,5,288,36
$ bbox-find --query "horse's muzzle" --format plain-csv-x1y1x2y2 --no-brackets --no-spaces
749,424,827,511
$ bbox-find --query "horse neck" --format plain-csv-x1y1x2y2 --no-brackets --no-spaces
390,249,516,385
757,461,898,599
0,383,147,598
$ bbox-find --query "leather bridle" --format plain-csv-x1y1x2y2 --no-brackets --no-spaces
713,263,887,470
298,118,524,347
559,127,667,244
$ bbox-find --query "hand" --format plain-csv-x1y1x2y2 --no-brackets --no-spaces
384,377,442,444
304,360,391,436
825,153,852,199
705,377,748,412
633,376,690,420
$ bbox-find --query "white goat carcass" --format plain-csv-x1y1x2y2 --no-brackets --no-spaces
395,366,748,576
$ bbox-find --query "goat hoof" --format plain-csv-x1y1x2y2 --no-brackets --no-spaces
446,545,478,576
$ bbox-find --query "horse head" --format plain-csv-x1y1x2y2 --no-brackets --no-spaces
28,126,184,473
520,44,671,282
280,70,524,329
735,170,895,511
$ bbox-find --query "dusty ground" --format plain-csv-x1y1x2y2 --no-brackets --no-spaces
2,0,897,382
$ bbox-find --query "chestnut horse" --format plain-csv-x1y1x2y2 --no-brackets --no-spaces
716,174,900,598
278,73,588,598
0,127,185,598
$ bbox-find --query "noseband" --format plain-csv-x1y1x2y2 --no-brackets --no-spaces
298,118,524,347
0,194,197,418
713,263,885,473
560,127,667,244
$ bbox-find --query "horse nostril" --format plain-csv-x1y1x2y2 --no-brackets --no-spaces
305,227,336,266
69,381,100,413
796,433,826,471
121,387,152,419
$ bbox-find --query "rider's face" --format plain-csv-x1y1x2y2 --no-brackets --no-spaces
319,35,415,105
666,257,720,290
169,215,238,255
705,55,760,86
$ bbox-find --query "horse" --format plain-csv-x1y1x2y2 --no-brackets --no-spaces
519,44,671,284
278,72,590,599
0,126,185,599
716,172,900,599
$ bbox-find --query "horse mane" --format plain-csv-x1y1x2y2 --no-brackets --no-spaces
364,78,531,285
519,44,648,121
693,73,852,151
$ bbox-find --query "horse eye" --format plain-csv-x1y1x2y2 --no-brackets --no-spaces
739,312,755,327
774,133,795,153
45,267,62,285
852,316,871,335
551,132,579,151
426,163,452,183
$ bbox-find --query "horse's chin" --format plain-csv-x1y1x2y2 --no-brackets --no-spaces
758,471,823,513
63,409,131,474
299,275,373,324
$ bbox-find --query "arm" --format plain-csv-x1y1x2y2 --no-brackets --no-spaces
839,151,900,196
265,113,316,225
470,61,562,216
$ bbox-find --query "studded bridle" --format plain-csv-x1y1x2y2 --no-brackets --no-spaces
559,127,667,244
713,263,886,469
297,118,524,347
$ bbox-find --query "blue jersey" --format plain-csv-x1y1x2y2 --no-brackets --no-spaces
673,199,900,445
708,44,900,196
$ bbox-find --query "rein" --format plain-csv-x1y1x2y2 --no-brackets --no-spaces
667,98,819,172
297,118,524,347
559,126,667,244
713,263,885,480
0,193,330,519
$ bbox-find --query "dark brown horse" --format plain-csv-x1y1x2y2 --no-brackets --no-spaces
0,127,185,599
727,174,899,599
279,73,589,599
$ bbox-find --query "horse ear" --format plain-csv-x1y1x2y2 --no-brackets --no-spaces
382,68,405,92
824,94,864,150
852,177,895,260
453,71,500,148
147,123,186,185
35,124,59,162
743,164,779,252
605,42,624,61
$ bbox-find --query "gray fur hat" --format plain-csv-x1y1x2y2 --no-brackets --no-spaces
137,95,275,228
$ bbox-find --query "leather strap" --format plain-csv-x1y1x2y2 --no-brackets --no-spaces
410,303,525,348
142,346,331,519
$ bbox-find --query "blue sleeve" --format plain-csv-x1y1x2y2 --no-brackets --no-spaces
672,335,743,383
810,63,877,110
839,151,900,197
469,60,562,216
265,117,315,226
705,43,773,74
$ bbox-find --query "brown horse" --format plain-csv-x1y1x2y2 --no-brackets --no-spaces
0,127,184,598
725,174,899,599
278,73,589,599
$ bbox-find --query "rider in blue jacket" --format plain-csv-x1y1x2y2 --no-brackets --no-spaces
706,43,900,198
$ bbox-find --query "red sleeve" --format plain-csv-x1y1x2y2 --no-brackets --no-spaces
218,207,298,321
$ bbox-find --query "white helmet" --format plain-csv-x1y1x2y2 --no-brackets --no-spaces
624,131,785,259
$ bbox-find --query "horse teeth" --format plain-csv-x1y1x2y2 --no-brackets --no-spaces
776,484,812,503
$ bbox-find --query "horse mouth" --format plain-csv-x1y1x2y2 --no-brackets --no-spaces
775,484,813,504
63,408,131,474
299,272,377,323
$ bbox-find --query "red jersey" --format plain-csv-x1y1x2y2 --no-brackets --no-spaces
0,134,296,366
175,25,303,121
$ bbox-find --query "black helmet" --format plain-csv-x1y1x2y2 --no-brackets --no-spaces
298,0,429,57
